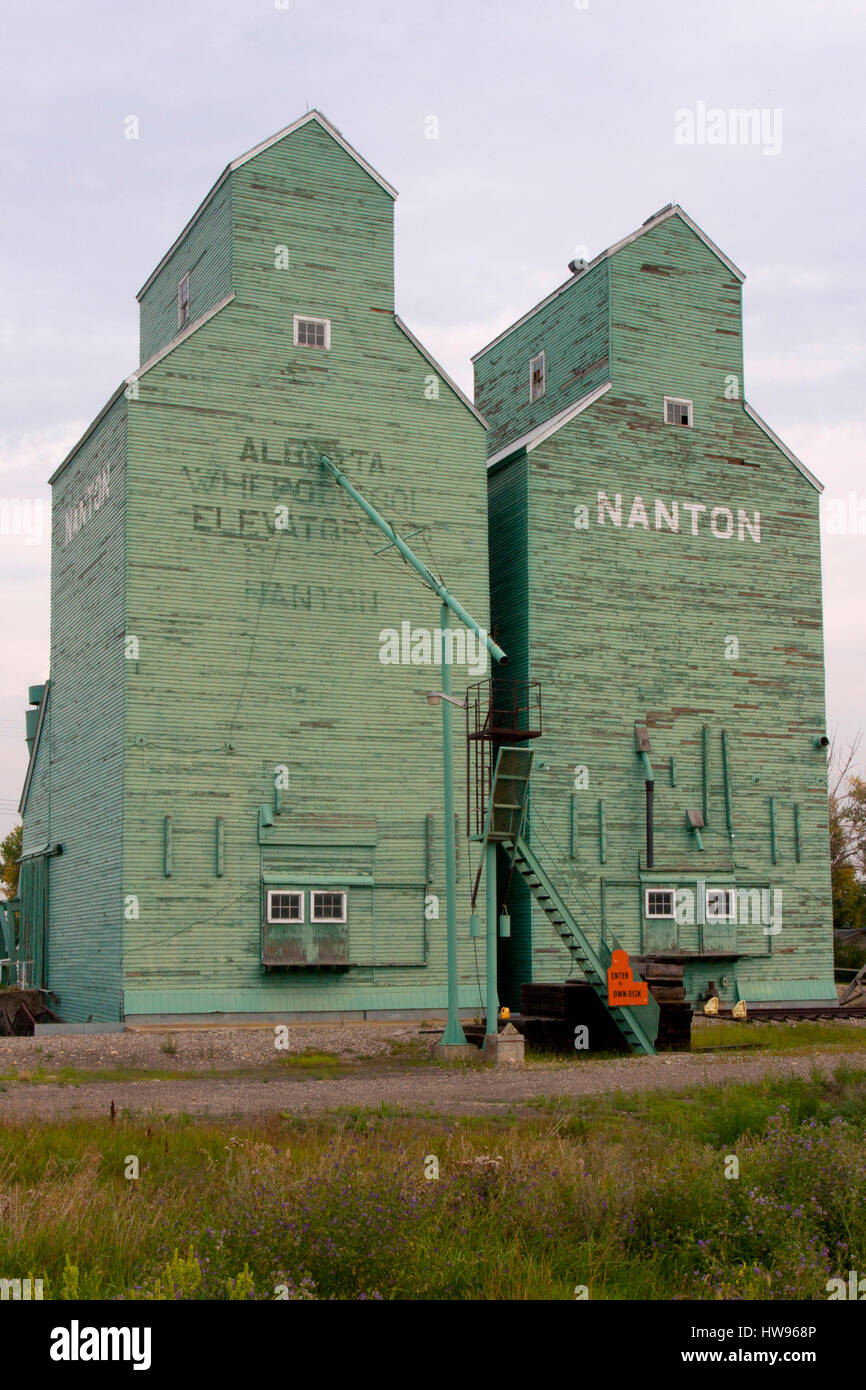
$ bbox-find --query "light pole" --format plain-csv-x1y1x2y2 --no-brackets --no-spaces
484,838,498,1037
425,622,468,1048
424,686,500,1043
319,455,508,1058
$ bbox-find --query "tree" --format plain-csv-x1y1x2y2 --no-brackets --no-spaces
0,823,22,900
829,735,866,938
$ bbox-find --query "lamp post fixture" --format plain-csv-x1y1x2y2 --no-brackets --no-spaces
425,691,467,710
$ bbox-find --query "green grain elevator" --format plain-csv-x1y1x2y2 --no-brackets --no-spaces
476,204,835,1014
18,112,493,1024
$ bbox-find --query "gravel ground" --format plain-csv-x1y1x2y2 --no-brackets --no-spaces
0,1021,429,1073
1,1039,865,1121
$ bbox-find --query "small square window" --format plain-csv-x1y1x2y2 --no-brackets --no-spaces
178,274,190,330
664,396,693,427
294,315,330,350
645,888,675,918
706,888,735,921
266,890,304,924
311,890,347,923
530,351,545,403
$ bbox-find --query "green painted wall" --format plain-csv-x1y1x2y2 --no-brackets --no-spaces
26,396,128,1019
27,116,494,1022
474,259,610,456
482,211,833,1009
138,176,233,364
117,118,491,1018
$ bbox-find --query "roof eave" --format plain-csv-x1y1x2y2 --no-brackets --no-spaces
486,380,613,469
49,291,237,485
394,316,488,428
743,403,824,492
18,682,50,817
472,204,745,363
136,110,397,301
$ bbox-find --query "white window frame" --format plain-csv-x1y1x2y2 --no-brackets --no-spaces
310,889,347,924
705,887,736,921
664,395,693,427
644,887,675,919
266,889,304,924
529,350,545,403
178,274,190,330
293,314,331,350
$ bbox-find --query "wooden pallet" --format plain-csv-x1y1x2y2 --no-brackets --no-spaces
0,988,58,1035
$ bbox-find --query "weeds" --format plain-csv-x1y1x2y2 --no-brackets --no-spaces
0,1067,863,1300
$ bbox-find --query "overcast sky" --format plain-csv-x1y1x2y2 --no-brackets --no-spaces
1,0,864,838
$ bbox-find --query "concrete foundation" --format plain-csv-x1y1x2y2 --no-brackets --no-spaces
483,1022,525,1065
431,1042,481,1063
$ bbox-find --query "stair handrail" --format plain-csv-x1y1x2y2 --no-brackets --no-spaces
521,799,609,952
518,804,660,1034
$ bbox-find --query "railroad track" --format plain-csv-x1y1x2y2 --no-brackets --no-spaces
706,1006,866,1022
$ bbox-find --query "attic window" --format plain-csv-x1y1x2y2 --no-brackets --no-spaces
294,315,330,350
645,888,675,918
706,888,735,921
178,274,190,330
664,396,693,427
530,351,545,403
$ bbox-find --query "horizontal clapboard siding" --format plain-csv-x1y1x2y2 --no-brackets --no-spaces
485,212,833,1009
138,177,232,364
474,259,610,457
120,122,491,1013
41,397,127,1021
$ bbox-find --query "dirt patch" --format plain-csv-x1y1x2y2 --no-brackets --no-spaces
2,1045,865,1122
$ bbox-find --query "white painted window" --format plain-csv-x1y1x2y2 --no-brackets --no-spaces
178,274,190,329
645,888,675,918
311,890,347,923
293,315,331,349
530,351,545,402
266,890,304,924
705,887,735,921
664,396,693,427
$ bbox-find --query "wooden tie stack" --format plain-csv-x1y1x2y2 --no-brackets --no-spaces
519,958,692,1054
631,958,692,1051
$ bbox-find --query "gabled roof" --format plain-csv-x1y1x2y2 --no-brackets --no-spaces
472,204,745,363
136,111,397,300
487,381,612,469
486,381,822,494
49,291,238,484
394,316,487,428
744,402,823,492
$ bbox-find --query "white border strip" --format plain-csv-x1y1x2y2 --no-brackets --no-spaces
49,293,237,484
19,683,49,816
394,315,488,427
487,381,612,469
472,204,745,363
744,403,823,493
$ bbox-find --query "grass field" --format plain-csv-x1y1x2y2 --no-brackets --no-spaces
1,1063,864,1300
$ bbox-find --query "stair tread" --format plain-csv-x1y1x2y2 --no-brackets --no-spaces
507,833,657,1057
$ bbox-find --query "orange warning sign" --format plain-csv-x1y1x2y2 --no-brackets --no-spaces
607,948,649,1007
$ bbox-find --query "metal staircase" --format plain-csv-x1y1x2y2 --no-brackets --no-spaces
486,746,659,1056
